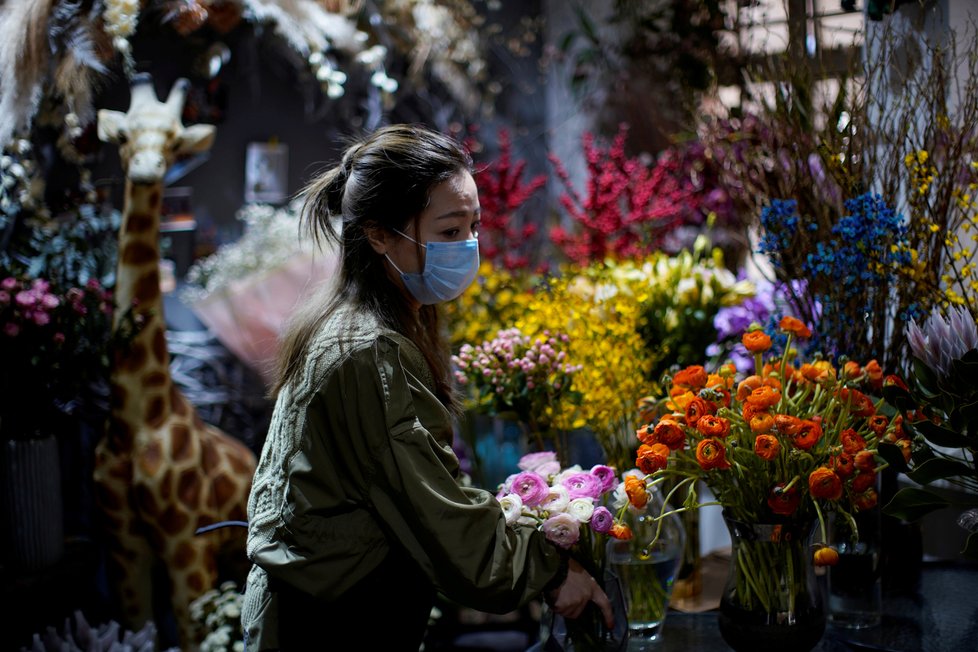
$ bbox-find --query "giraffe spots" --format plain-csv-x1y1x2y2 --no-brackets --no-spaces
135,271,161,304
134,484,157,516
228,502,248,522
177,468,201,509
160,469,173,498
170,424,191,462
95,484,123,511
173,541,196,570
110,384,129,410
139,439,163,476
228,448,255,475
187,571,206,593
125,212,155,234
117,342,148,373
121,241,156,265
159,505,189,534
144,395,166,428
142,371,167,388
150,326,167,363
201,438,219,470
212,474,237,511
171,386,188,416
148,190,161,209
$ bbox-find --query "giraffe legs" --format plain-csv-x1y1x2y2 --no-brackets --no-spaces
162,536,219,650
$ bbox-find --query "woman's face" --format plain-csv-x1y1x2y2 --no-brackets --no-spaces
383,170,481,306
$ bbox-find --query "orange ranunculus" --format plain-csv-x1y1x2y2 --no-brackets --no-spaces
767,483,801,516
894,438,912,463
854,488,879,511
809,467,843,500
636,443,671,475
636,424,656,446
762,375,783,392
790,419,823,450
750,413,775,434
754,434,781,460
685,397,717,428
831,453,855,479
742,330,773,353
840,428,867,455
708,371,735,390
610,523,633,540
736,375,763,402
774,413,803,435
891,415,909,440
746,385,781,409
838,387,875,417
842,361,862,380
669,389,695,411
779,316,812,338
867,414,890,436
673,365,708,391
742,401,767,424
852,471,877,493
864,359,883,390
637,396,658,424
696,438,731,470
624,475,649,509
814,546,840,567
800,362,833,383
654,418,687,450
854,449,876,472
883,374,909,391
697,415,731,438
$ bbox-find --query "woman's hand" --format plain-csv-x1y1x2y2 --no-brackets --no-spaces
547,557,615,628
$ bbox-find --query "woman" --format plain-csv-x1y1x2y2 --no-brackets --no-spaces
241,124,612,650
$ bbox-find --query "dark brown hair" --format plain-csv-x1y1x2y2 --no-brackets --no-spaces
273,124,473,410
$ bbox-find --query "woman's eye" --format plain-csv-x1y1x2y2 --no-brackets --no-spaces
444,228,460,238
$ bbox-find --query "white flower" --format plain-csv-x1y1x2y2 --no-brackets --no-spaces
552,465,583,485
567,498,595,523
498,493,523,526
539,484,570,513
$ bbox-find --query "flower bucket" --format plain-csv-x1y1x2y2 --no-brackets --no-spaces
0,434,64,571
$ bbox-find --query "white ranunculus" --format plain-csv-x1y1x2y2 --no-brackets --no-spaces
539,484,570,514
567,498,595,523
552,465,583,485
499,493,524,526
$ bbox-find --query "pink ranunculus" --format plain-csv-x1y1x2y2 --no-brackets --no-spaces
542,513,580,548
15,290,35,307
589,464,618,493
4,322,20,337
561,472,604,500
589,506,614,534
535,460,561,478
517,451,558,473
1,277,17,290
511,472,550,507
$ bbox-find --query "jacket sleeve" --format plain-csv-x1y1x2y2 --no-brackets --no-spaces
354,336,565,613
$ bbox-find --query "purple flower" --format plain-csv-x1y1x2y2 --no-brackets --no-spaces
589,465,618,493
589,506,614,534
561,472,603,500
510,472,550,507
542,513,580,548
518,451,558,473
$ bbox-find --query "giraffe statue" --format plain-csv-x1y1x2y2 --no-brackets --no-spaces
93,73,257,649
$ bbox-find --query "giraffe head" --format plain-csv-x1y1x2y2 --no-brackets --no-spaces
98,73,216,184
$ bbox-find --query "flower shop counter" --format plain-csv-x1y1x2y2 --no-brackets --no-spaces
655,559,978,652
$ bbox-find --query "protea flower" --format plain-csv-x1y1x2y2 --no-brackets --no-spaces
906,305,978,378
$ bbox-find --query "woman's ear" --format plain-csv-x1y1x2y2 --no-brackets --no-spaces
364,222,389,254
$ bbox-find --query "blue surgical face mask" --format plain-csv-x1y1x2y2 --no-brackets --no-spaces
385,228,480,305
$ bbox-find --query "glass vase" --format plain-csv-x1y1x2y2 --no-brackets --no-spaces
717,514,825,652
606,486,685,648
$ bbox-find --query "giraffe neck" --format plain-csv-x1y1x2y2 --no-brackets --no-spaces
109,179,173,449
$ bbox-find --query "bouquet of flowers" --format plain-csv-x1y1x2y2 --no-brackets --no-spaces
0,275,137,437
633,317,906,609
496,451,630,650
452,328,583,455
880,304,978,556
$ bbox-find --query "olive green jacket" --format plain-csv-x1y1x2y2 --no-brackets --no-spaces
241,308,562,650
